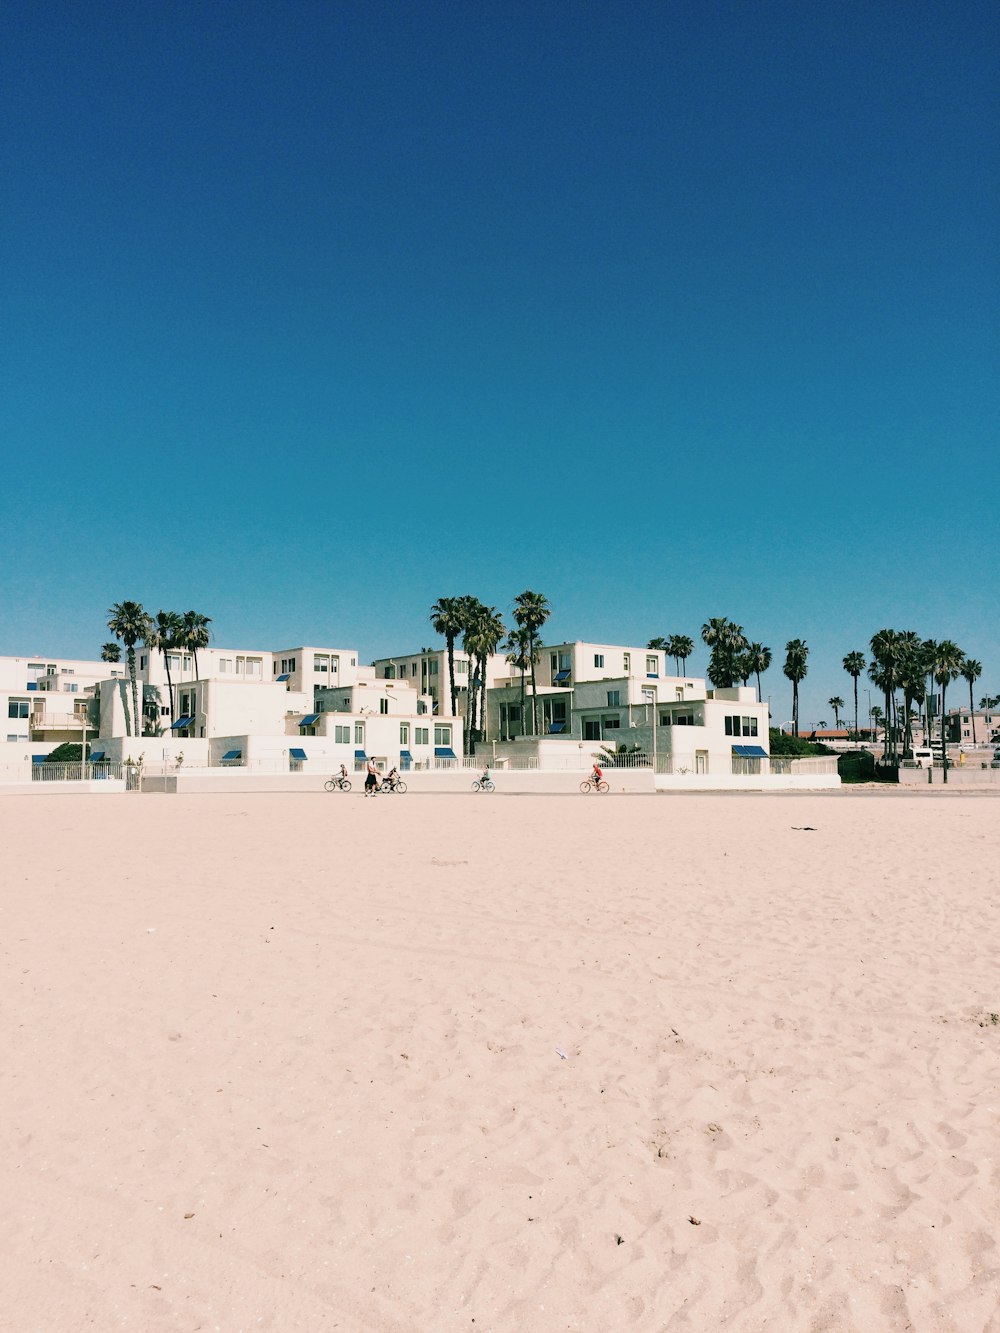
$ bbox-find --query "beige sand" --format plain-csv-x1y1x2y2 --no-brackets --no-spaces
2,791,999,1332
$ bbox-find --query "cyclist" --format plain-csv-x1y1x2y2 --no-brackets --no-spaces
339,764,349,788
480,764,491,787
591,762,603,788
386,766,400,791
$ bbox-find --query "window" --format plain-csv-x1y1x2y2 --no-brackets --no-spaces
583,719,601,740
415,727,429,745
456,660,468,675
659,713,671,727
61,668,75,675
383,664,396,678
411,663,417,676
646,655,658,675
674,712,696,726
429,660,438,675
8,700,29,718
417,700,427,715
623,653,630,671
7,733,27,742
379,699,389,714
167,655,180,669
314,655,329,673
594,654,604,668
551,654,558,671
743,716,758,737
676,688,685,701
602,715,620,730
140,656,148,669
220,658,233,672
335,725,351,744
434,724,452,746
725,715,758,737
399,723,409,744
607,690,620,706
354,723,364,745
642,689,654,704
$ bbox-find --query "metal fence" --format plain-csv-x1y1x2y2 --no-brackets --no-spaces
30,761,131,784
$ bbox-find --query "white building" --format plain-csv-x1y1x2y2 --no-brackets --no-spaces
485,640,770,776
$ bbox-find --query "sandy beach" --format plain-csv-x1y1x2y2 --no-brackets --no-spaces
3,790,999,1332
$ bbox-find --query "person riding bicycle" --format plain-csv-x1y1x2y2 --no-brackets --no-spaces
480,765,491,787
591,763,603,787
339,764,348,786
386,766,399,790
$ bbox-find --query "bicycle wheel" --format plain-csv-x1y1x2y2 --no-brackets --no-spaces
340,779,351,792
483,780,495,793
472,781,481,792
394,780,407,794
579,780,592,793
597,780,610,793
324,779,336,792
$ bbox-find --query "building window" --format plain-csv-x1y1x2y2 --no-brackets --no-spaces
642,689,654,704
354,723,364,745
602,715,620,731
434,724,451,746
411,663,417,676
623,653,630,671
607,690,620,706
379,699,389,714
674,712,696,726
220,658,232,672
314,655,329,672
417,700,427,715
550,654,558,671
659,713,671,726
140,655,148,669
583,719,601,740
594,654,604,668
415,726,429,745
646,655,658,675
399,723,409,744
335,725,351,744
456,660,468,675
429,660,438,675
8,700,29,718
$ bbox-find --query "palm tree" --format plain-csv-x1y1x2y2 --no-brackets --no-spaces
464,605,505,748
647,636,669,655
869,629,903,762
828,696,845,728
670,634,694,676
107,601,153,737
782,639,809,736
920,638,938,744
701,618,748,689
842,651,866,735
931,641,965,782
430,597,466,718
503,627,532,737
180,611,212,679
979,695,1000,710
897,655,926,758
145,610,184,724
513,590,551,734
742,643,771,701
100,642,121,664
961,659,982,743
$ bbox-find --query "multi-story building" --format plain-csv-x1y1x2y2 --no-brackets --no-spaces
1,654,125,761
371,648,509,715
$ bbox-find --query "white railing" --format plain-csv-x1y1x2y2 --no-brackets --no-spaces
768,755,839,776
30,761,129,783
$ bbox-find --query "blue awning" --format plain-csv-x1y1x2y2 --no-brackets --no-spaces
435,747,457,759
221,749,242,761
290,747,307,760
355,749,367,759
90,750,105,762
299,714,319,726
554,669,571,681
170,715,192,729
548,722,567,733
399,750,412,759
27,681,37,690
32,754,47,764
733,744,767,758
276,673,289,681
646,672,659,678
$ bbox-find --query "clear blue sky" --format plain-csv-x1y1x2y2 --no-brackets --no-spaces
2,0,997,724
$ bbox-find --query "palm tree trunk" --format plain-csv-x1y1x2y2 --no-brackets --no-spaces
128,647,140,739
969,683,977,743
529,633,538,734
519,663,526,736
164,655,174,724
447,638,456,718
941,684,949,783
853,677,859,734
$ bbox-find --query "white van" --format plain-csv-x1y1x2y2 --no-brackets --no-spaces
911,748,935,769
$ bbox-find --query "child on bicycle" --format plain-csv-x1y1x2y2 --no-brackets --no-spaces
480,764,491,786
591,762,603,787
386,766,399,790
339,764,348,785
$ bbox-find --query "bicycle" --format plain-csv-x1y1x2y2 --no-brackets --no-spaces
579,778,609,793
379,779,407,794
472,778,495,793
324,776,352,792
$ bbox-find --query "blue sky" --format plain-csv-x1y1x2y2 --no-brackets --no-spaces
2,0,997,725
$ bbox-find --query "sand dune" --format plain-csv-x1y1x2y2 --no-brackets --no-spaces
3,791,999,1331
